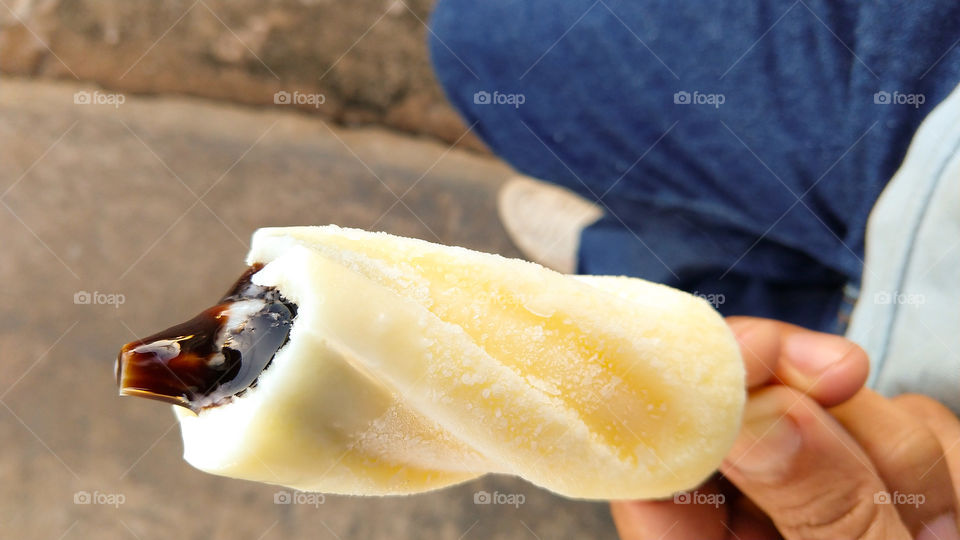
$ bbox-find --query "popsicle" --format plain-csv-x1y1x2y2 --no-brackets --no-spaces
116,226,744,499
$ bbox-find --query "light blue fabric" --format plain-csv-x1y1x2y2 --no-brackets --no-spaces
847,82,960,413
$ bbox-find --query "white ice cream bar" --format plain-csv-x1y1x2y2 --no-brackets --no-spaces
117,225,745,499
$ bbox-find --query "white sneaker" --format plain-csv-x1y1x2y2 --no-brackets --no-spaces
497,175,603,274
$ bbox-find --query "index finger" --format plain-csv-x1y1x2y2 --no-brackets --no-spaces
726,316,869,407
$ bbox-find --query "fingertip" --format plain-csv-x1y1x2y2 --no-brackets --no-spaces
781,332,869,407
826,341,870,403
726,317,870,406
726,317,783,389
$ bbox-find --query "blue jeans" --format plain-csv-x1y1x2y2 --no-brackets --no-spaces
428,0,960,332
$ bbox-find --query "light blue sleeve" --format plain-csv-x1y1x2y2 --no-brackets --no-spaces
846,82,960,415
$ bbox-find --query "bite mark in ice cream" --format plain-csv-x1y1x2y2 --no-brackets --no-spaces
116,264,297,412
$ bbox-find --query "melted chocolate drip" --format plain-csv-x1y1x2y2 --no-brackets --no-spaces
116,264,297,412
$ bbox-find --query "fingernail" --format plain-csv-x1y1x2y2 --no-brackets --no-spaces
784,332,847,377
917,513,960,540
726,390,802,477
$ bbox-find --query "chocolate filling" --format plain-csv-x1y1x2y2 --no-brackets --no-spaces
116,264,298,412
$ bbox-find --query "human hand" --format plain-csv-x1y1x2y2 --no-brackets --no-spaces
611,316,960,539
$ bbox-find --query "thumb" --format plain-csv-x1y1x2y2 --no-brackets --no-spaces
720,386,910,540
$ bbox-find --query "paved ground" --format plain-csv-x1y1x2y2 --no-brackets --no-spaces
0,79,619,539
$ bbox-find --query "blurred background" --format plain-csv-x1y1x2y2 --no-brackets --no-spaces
0,0,618,538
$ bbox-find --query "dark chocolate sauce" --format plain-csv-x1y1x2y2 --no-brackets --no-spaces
116,264,298,412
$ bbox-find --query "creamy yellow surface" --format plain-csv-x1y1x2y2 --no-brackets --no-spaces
175,226,745,499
